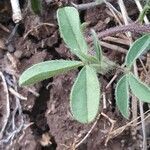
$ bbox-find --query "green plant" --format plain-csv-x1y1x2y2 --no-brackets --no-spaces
138,0,150,22
19,7,150,123
31,0,42,14
116,34,150,118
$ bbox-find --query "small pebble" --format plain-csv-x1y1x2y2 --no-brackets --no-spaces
6,44,16,53
14,50,23,59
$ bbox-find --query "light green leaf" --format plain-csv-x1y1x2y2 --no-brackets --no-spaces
57,7,88,60
19,60,83,86
115,74,129,119
70,66,100,123
129,73,150,103
125,34,150,68
91,29,102,62
31,0,42,14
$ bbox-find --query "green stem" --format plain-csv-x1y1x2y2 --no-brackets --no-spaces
138,1,150,23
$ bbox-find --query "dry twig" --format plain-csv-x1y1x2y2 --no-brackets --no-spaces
75,114,101,148
10,0,22,23
0,72,10,139
24,23,56,39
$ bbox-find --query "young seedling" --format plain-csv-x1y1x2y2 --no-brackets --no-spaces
19,7,150,123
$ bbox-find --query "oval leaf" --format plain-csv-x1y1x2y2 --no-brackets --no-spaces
57,7,88,60
70,66,100,123
129,73,150,103
125,34,150,68
31,0,42,14
19,60,83,86
115,74,129,119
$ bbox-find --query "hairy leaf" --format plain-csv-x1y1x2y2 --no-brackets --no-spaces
90,57,116,75
129,73,150,103
125,34,150,68
91,29,102,62
70,66,100,123
31,0,42,14
115,74,129,119
19,60,83,86
57,7,88,60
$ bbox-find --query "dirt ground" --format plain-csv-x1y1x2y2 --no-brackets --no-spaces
0,0,150,150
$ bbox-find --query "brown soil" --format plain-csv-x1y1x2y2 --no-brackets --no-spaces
0,0,149,150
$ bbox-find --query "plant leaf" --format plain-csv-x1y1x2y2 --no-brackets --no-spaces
115,74,129,119
19,60,83,86
125,34,150,68
57,7,88,60
31,0,42,14
128,73,150,103
70,66,100,123
91,29,102,62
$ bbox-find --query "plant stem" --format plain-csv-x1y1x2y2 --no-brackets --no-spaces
88,23,150,41
138,0,150,22
98,23,150,38
71,1,105,10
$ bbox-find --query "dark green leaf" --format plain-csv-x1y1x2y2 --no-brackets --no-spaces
31,0,42,14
